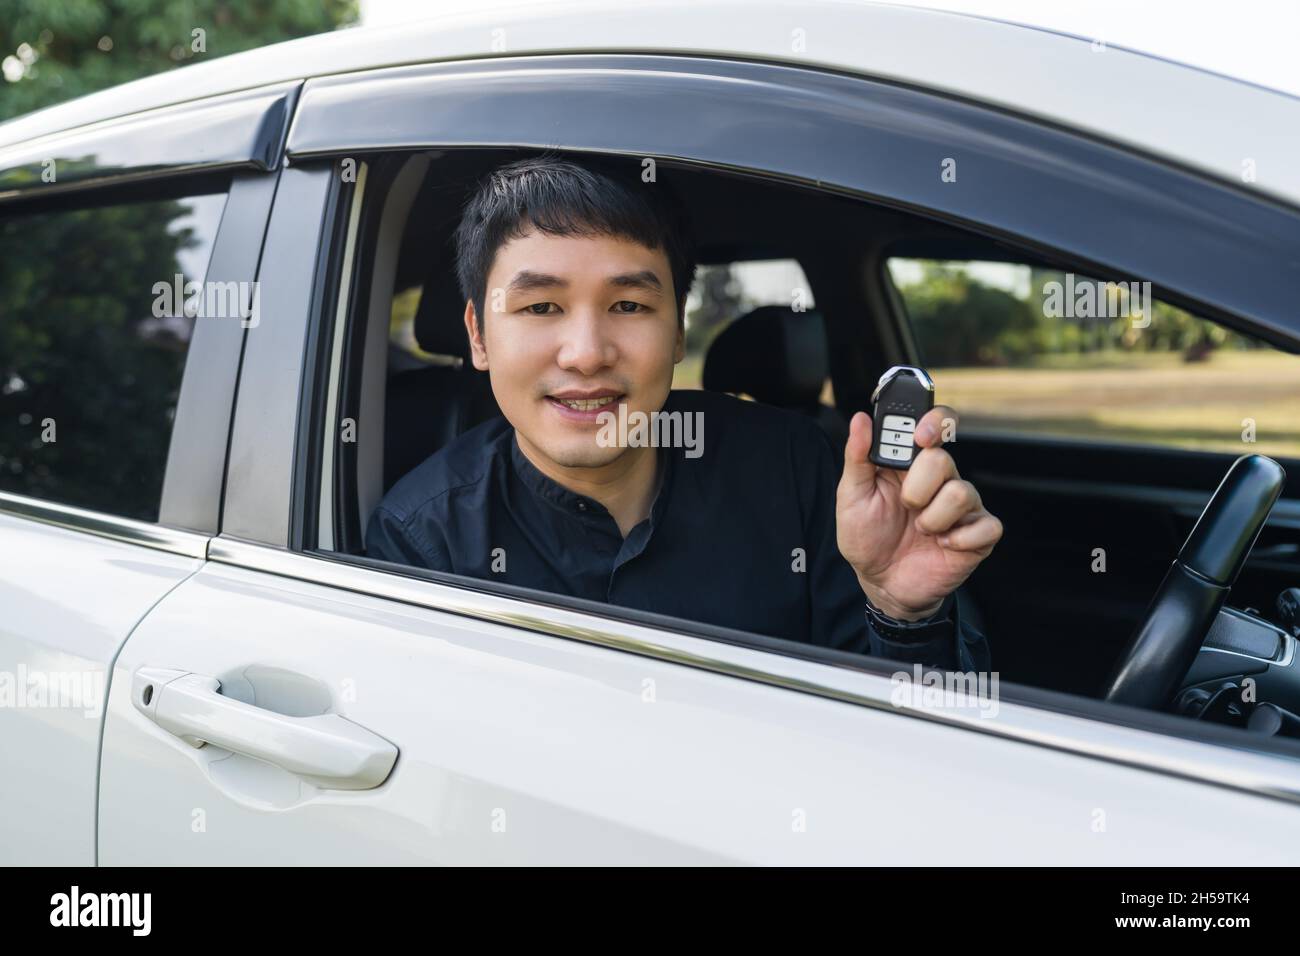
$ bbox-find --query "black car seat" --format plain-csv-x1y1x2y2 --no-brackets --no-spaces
382,262,500,490
702,306,849,460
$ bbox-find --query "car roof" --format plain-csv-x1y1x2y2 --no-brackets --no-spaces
3,0,1298,208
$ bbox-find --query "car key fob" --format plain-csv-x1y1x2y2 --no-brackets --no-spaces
869,365,935,469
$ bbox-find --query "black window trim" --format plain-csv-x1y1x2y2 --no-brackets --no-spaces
0,82,300,204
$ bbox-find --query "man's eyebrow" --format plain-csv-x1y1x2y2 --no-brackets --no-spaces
608,270,664,294
505,270,568,293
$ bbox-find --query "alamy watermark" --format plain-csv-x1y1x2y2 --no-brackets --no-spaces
50,886,151,936
890,664,1000,719
596,403,704,459
1042,274,1151,329
0,664,104,718
152,274,261,328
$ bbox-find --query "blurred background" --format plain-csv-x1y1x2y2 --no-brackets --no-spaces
0,2,358,123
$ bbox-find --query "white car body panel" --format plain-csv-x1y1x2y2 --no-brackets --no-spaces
97,560,1300,865
0,511,201,865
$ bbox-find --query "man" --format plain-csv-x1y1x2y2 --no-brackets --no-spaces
367,155,1002,670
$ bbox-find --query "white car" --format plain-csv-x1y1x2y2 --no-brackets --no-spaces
3,0,1300,865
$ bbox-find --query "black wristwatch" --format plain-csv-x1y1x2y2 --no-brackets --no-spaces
864,591,956,645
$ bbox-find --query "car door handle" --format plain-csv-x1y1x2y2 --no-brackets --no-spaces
131,667,398,790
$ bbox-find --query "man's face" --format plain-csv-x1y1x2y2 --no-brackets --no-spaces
465,229,684,470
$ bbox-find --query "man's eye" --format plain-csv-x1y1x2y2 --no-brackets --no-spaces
523,302,558,315
613,301,648,314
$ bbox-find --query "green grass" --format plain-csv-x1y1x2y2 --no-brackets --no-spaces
933,350,1300,457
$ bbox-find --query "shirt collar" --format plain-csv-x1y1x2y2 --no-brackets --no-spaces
509,430,674,532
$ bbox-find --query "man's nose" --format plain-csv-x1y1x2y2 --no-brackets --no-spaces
555,309,617,375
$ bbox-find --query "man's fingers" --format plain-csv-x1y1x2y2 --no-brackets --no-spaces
939,512,1004,553
915,479,982,534
914,405,958,448
899,446,958,509
840,411,878,489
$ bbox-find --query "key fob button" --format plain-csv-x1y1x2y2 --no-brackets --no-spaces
881,414,916,432
881,429,914,446
879,443,914,463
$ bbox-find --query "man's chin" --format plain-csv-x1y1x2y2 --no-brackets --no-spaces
541,439,628,469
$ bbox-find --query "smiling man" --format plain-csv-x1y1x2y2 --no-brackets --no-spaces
366,155,1002,669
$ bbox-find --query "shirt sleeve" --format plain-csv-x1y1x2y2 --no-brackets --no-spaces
365,505,452,572
864,591,991,672
800,424,990,672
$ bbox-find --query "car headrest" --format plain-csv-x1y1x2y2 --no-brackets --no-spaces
702,306,829,408
413,248,471,359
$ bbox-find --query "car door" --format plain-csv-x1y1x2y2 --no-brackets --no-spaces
0,85,292,864
96,54,1300,864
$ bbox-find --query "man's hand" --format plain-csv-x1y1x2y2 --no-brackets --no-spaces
836,406,1002,621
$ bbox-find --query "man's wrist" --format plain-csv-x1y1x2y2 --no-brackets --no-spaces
857,579,944,622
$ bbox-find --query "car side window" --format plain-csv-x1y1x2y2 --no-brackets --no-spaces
0,190,227,521
887,258,1300,459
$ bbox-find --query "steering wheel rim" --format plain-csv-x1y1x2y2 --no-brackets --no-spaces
1103,454,1287,709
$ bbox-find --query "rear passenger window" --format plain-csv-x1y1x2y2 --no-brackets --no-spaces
0,190,226,520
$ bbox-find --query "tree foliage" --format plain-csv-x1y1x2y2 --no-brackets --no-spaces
0,0,358,122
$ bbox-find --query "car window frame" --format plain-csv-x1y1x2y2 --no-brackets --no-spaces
0,80,294,547
0,172,267,542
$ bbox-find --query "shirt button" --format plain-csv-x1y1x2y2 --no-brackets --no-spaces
577,502,587,512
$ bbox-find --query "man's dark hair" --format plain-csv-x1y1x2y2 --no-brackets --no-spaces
453,153,697,331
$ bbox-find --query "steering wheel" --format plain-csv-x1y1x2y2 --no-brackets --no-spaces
1104,454,1287,709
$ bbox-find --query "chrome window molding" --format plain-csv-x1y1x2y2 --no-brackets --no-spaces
207,534,1300,808
0,82,299,203
0,490,209,559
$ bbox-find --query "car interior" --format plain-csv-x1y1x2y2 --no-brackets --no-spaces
319,148,1300,736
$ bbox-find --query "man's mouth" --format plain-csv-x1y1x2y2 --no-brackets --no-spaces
551,395,620,411
545,390,625,420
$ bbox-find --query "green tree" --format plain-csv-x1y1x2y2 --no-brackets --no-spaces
903,263,1045,367
0,196,203,518
0,3,356,517
0,0,358,122
685,264,746,354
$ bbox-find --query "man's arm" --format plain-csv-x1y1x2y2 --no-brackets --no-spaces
863,590,990,672
836,404,1003,635
365,505,451,571
803,426,989,670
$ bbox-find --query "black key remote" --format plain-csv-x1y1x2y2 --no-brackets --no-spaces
869,365,935,469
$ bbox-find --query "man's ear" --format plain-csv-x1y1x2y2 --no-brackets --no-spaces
673,311,686,364
464,299,489,371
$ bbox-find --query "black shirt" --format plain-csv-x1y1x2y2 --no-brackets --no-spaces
366,389,988,670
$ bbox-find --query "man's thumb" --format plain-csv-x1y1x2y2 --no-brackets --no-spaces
841,411,878,488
